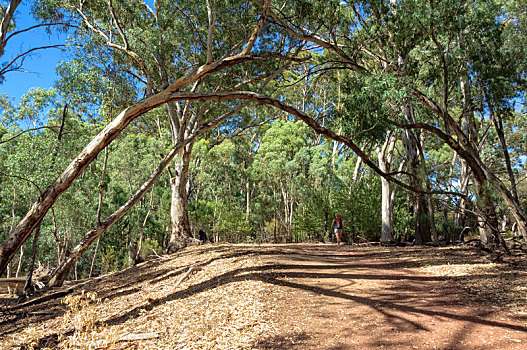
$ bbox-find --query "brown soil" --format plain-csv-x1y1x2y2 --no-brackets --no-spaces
1,243,526,349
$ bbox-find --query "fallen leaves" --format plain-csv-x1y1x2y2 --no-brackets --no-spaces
413,247,527,316
1,244,526,349
1,244,278,349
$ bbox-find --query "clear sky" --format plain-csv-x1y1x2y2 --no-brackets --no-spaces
1,1,68,104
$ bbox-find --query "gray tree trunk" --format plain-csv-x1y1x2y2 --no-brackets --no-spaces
454,159,470,228
167,143,196,253
401,106,430,245
377,133,397,243
474,179,499,247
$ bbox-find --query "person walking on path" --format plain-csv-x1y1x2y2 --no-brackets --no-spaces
331,213,344,246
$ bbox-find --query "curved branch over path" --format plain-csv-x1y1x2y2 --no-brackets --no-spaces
166,90,465,198
0,52,284,275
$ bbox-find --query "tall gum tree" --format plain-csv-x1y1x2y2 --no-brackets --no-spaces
51,0,303,253
0,0,307,275
262,0,527,247
376,131,405,242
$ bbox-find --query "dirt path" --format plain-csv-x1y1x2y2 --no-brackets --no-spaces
254,244,527,349
1,243,526,349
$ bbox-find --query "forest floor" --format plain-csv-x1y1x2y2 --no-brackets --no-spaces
1,243,527,349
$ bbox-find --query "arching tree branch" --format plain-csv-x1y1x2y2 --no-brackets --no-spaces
0,45,68,76
166,90,466,198
0,126,59,145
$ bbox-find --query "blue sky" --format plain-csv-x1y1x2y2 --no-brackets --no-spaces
2,1,68,104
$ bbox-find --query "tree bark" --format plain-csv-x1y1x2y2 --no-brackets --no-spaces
352,156,362,184
493,113,518,202
490,109,526,238
0,0,22,59
377,133,397,243
474,178,499,247
455,159,470,228
22,221,41,297
401,106,430,245
246,178,251,221
0,53,272,275
167,142,195,253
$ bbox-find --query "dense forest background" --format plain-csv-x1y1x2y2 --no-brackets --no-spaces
1,0,526,284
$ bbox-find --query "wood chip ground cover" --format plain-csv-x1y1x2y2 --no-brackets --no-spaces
1,244,526,349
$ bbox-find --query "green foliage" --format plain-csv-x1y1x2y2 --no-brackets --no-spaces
141,237,163,260
4,0,527,284
334,179,382,242
341,74,402,141
0,87,172,277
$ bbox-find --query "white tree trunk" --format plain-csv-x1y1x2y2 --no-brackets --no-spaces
377,133,397,242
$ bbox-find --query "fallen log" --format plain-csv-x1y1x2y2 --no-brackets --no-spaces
175,267,202,288
17,288,73,308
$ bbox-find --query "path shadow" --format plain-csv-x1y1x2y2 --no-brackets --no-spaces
8,244,526,348
253,331,311,349
98,261,527,334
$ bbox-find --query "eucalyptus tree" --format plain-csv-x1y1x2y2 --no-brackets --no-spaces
48,106,237,287
42,0,305,252
258,0,527,248
46,0,304,280
252,119,311,239
0,0,22,60
189,102,274,235
472,0,527,232
0,87,102,277
0,0,310,275
189,132,254,242
0,0,70,82
376,131,403,242
277,56,341,238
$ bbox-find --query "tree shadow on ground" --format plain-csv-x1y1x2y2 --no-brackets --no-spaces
5,244,526,348
253,331,311,349
99,259,527,333
0,245,298,338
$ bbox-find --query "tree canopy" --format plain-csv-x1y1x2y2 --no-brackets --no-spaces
1,0,526,286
